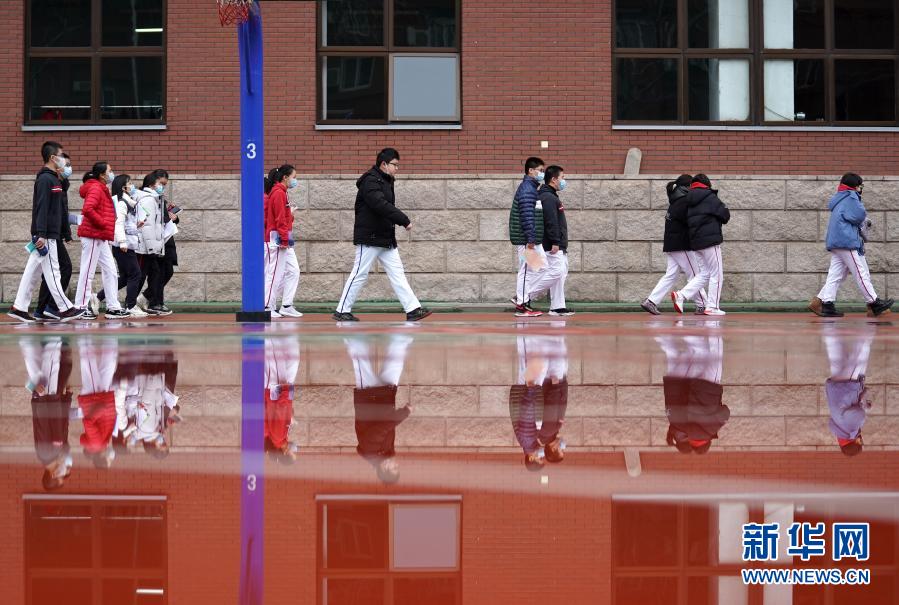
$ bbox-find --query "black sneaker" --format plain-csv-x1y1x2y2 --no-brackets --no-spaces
7,308,36,323
868,297,894,317
149,305,172,316
332,311,359,322
549,308,575,316
79,309,98,321
406,307,433,322
57,308,85,323
158,304,173,315
144,305,163,316
820,302,844,318
105,308,131,320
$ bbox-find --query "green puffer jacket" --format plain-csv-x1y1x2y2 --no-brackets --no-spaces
508,198,544,246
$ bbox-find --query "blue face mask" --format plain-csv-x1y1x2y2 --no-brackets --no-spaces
288,178,299,189
155,184,165,195
61,166,72,179
559,179,568,191
129,184,137,196
535,171,545,183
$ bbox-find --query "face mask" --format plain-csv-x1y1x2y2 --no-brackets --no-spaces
535,171,545,183
288,178,299,189
106,171,115,183
53,156,66,170
155,184,165,195
62,165,73,179
129,184,137,196
559,179,568,191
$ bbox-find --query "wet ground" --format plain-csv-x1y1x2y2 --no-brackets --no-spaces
2,313,898,605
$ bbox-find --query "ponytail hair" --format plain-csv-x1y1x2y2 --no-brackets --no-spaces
666,174,693,196
268,164,296,187
82,161,109,184
142,171,161,190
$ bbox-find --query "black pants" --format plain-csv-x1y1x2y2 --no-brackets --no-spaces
97,248,142,309
37,240,72,316
139,254,166,307
144,256,174,306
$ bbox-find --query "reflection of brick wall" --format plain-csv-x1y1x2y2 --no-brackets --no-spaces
1,175,898,303
3,452,899,605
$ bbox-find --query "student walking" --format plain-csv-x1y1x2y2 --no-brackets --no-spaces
333,148,431,322
7,141,81,323
74,163,128,320
35,152,75,321
509,156,545,318
96,175,147,317
141,170,178,315
134,172,169,316
821,323,873,456
809,173,893,318
642,174,708,315
671,174,730,316
522,165,573,316
264,165,302,318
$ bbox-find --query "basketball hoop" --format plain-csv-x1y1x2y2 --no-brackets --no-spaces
217,0,253,26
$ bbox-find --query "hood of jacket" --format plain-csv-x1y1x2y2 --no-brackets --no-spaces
686,187,717,207
357,167,393,190
828,189,859,211
668,184,689,205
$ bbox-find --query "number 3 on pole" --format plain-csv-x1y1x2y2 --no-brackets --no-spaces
247,474,257,492
246,142,257,160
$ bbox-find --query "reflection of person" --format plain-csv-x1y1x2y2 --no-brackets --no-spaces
264,333,301,463
77,337,119,468
347,334,414,483
509,334,568,470
23,337,74,490
823,325,874,456
657,328,729,454
123,345,180,458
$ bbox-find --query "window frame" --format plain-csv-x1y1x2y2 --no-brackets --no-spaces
612,0,899,127
316,0,462,126
24,0,167,127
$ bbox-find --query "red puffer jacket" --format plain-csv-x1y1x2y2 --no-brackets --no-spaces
78,179,116,241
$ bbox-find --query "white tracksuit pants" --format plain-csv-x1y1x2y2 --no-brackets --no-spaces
265,335,301,390
14,240,73,312
79,338,118,396
656,332,723,383
824,325,874,381
680,245,724,310
817,249,878,304
517,334,568,386
514,245,548,305
648,251,708,307
75,238,121,311
345,334,413,389
21,337,62,395
264,244,301,310
336,245,420,314
526,250,570,310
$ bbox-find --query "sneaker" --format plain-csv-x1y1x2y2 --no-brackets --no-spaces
89,294,100,315
640,299,661,315
127,306,149,318
820,301,844,318
808,296,825,317
279,305,304,318
671,291,686,314
105,308,130,320
406,307,433,322
79,309,98,321
158,304,173,315
515,309,544,318
7,308,36,323
144,305,163,316
509,297,537,313
549,308,575,316
270,309,282,319
332,311,359,322
694,306,706,315
867,297,894,317
703,308,726,316
137,294,149,309
57,308,85,323
149,305,172,316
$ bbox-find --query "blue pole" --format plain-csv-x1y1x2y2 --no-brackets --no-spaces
237,2,267,322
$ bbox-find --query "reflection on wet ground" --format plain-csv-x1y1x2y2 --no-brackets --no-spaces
2,315,899,604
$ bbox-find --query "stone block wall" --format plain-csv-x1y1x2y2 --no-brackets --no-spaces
2,174,898,304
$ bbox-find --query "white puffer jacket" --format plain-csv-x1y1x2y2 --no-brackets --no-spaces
112,193,140,250
134,188,165,256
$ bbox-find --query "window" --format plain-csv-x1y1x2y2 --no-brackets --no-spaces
614,0,899,125
25,497,167,605
317,0,460,124
318,498,461,604
26,0,166,125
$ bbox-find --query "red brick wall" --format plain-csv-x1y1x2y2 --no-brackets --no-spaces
0,1,896,176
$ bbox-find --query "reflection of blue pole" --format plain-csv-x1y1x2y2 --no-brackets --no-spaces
237,2,268,322
239,328,265,605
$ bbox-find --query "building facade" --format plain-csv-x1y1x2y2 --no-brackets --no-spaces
1,0,897,304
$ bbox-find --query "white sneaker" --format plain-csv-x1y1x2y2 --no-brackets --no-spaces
279,306,303,318
137,294,148,309
671,290,686,314
90,294,100,315
269,309,282,319
127,306,149,318
703,308,726,316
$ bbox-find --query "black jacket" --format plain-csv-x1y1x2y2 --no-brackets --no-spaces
31,167,67,240
161,195,178,265
31,341,73,465
354,386,409,460
664,376,730,441
539,186,568,252
352,167,411,248
662,184,691,252
686,187,730,250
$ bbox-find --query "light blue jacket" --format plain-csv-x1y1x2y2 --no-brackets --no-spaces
824,189,867,254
